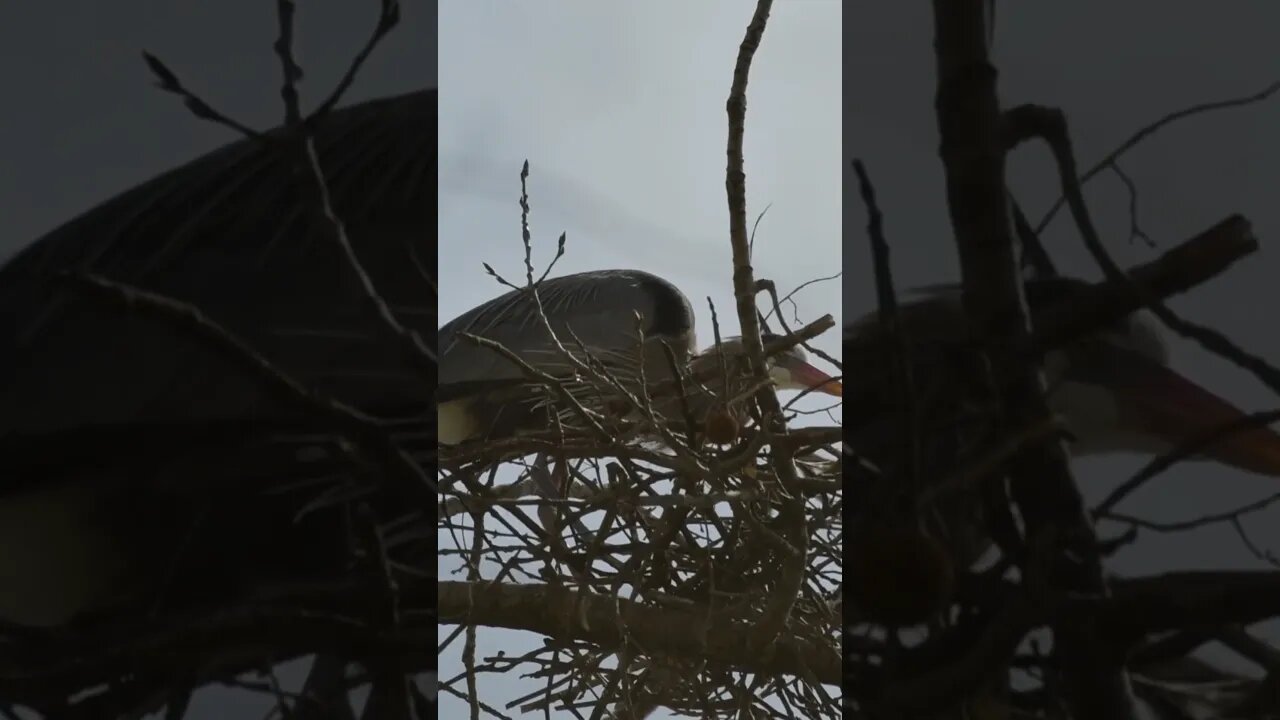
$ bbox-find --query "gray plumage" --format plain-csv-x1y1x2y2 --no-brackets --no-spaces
844,278,1174,570
437,268,834,445
0,89,436,438
439,269,694,395
438,269,699,443
0,89,435,626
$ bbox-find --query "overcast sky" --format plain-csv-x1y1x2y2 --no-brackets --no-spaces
0,1,434,717
847,0,1280,691
438,2,840,717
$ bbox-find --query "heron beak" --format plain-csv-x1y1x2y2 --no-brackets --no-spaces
1107,349,1280,477
784,359,843,397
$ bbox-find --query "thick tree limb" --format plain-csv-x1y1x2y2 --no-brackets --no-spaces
722,0,811,657
1101,571,1280,642
1024,214,1256,360
438,580,839,687
931,2,1138,718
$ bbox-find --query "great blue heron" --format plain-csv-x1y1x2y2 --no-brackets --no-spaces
843,276,1280,624
437,268,842,447
0,89,435,627
437,269,841,565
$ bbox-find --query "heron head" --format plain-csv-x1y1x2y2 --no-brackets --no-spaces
695,334,842,397
1052,315,1280,477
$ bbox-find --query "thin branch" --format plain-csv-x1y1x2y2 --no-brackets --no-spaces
1009,191,1057,279
1007,104,1280,399
932,3,1135,717
1034,79,1280,234
1100,488,1280,533
61,272,435,506
270,0,436,378
1096,409,1280,515
307,1,402,121
437,581,839,687
1107,161,1154,248
1022,213,1257,362
852,158,919,490
140,52,264,140
1101,570,1280,641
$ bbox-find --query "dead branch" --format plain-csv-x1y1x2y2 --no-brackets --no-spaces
1005,104,1280,399
1024,213,1257,360
723,0,812,661
1034,79,1280,234
1100,571,1280,642
437,580,839,686
64,273,434,507
932,2,1137,717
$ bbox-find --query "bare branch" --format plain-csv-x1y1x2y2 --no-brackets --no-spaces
1034,79,1280,234
437,581,839,686
932,2,1136,717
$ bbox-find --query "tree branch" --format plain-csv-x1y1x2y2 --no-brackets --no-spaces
931,2,1137,717
438,580,839,687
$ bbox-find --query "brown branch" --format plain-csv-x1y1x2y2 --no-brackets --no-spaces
307,0,402,122
454,332,613,443
0,581,432,703
437,580,839,687
931,3,1136,718
874,533,1058,715
1100,487,1280,533
757,277,843,371
852,159,921,492
139,52,263,139
61,273,434,508
724,0,776,390
1107,161,1154,248
723,0,811,656
1023,213,1258,360
1034,79,1280,234
144,4,431,384
1100,570,1280,642
1005,104,1280,399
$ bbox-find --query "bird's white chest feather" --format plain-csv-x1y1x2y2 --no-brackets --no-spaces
1049,379,1167,456
0,481,131,626
437,399,477,446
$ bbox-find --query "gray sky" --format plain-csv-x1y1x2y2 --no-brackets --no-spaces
0,1,434,717
438,2,840,717
847,0,1280,688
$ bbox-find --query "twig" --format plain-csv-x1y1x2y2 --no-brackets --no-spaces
1231,517,1280,569
61,273,434,506
437,581,839,686
1034,79,1280,234
270,0,436,378
760,274,844,371
1101,570,1280,641
852,158,919,489
723,0,809,656
1107,161,1154,248
915,414,1061,510
307,1,402,121
1006,104,1280,398
1100,489,1280,533
932,3,1134,717
140,53,263,140
454,332,612,443
1009,191,1057,279
1022,213,1257,362
1096,409,1280,515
